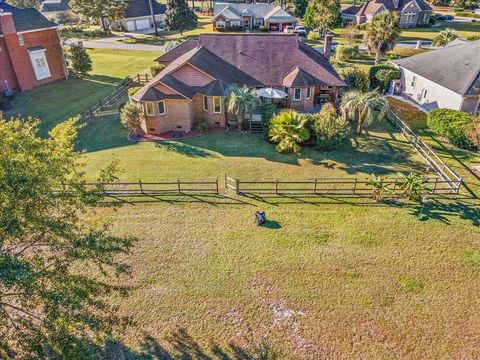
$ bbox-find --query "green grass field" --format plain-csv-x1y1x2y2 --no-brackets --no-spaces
399,21,480,41
6,49,161,135
7,34,480,358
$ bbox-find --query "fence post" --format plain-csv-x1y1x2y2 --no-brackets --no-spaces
177,180,181,194
275,179,279,195
432,178,438,195
216,179,219,195
393,178,397,193
235,179,240,195
139,180,144,195
353,178,357,195
314,179,317,195
224,173,227,189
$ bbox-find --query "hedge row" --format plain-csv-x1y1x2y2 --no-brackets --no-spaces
427,108,476,150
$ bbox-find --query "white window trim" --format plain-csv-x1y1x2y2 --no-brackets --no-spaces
404,12,415,23
145,102,155,116
203,95,208,111
306,87,311,99
293,88,302,101
28,49,51,81
411,75,417,88
17,34,24,46
213,97,222,114
158,101,166,115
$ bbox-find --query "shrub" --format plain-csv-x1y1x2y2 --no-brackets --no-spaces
195,118,210,132
259,25,268,32
334,45,359,61
260,103,278,140
375,68,400,93
150,64,165,77
427,108,475,149
128,87,142,98
306,103,352,151
67,45,92,76
120,101,144,135
368,65,392,91
0,96,5,110
467,116,480,149
466,34,480,41
306,32,320,41
342,68,370,92
342,23,359,45
432,28,458,47
269,110,310,154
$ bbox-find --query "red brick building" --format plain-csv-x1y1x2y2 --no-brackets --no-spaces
0,1,67,93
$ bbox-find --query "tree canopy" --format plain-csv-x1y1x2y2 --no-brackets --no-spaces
6,0,39,8
304,0,341,35
363,12,400,64
70,0,127,31
164,0,198,35
0,115,133,358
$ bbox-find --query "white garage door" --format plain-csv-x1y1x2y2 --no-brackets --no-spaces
126,21,136,32
135,19,151,30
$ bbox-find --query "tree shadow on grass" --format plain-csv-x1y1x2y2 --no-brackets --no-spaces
411,199,480,226
96,328,278,359
154,141,215,158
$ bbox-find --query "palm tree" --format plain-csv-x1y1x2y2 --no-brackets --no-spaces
364,12,401,65
432,28,457,47
340,90,390,135
268,110,310,154
225,85,260,130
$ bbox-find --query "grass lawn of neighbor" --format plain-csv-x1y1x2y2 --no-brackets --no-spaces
399,21,480,42
6,48,161,135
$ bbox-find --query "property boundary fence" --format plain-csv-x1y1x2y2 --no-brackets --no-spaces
87,179,220,196
224,175,461,196
80,73,151,122
387,112,462,193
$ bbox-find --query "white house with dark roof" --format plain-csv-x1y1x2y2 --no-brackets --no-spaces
391,40,480,115
213,3,296,31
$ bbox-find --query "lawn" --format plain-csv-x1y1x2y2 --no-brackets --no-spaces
399,21,480,42
77,121,480,358
6,48,161,135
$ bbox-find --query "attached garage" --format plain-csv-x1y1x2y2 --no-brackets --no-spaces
126,18,151,31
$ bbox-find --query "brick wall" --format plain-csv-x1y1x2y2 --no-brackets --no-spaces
0,37,18,91
143,100,194,134
288,87,315,111
0,12,66,92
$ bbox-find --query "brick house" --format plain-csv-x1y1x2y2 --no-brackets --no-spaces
132,34,345,135
0,1,67,93
341,0,432,28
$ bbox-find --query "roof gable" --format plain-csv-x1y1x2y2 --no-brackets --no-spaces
264,6,296,21
214,2,273,19
123,0,166,19
0,2,57,33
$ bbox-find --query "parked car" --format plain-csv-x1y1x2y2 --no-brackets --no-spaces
435,14,454,21
283,25,295,34
295,26,307,36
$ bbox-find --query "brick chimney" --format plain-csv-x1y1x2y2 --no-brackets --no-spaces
0,10,16,35
323,34,332,60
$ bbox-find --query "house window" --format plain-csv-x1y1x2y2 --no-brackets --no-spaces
203,95,208,111
294,88,302,101
216,21,225,29
158,101,166,115
145,102,155,116
213,97,222,113
306,87,311,99
17,34,24,46
404,12,415,23
28,50,51,80
254,18,263,26
423,89,427,98
411,75,417,88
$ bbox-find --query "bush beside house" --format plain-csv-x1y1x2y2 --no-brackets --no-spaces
67,45,92,76
427,109,477,150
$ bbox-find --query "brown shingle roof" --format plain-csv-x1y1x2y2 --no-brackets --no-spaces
155,38,198,63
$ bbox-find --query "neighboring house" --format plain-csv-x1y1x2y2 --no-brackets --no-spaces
391,40,480,115
0,1,68,93
341,0,432,27
132,34,344,135
107,0,166,32
213,3,296,31
40,0,77,23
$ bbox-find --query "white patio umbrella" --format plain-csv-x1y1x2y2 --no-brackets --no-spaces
256,87,288,99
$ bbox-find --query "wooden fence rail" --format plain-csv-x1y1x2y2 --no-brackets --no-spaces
387,112,462,193
84,180,220,196
225,175,461,196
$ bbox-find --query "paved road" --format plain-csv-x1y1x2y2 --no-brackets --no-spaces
83,39,164,52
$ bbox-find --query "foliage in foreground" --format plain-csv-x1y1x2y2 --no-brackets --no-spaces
427,108,477,149
225,85,261,131
269,110,310,154
432,28,458,47
342,68,370,92
0,116,133,358
364,12,401,64
305,103,352,151
121,101,145,135
260,103,278,140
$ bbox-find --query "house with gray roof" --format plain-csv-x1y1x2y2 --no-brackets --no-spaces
391,40,480,115
213,3,296,31
341,0,432,27
132,34,344,135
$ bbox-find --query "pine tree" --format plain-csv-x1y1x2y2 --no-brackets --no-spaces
70,0,127,32
165,0,198,35
68,45,93,76
304,0,341,35
295,0,308,18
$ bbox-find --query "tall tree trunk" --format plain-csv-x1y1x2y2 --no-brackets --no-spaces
356,116,363,135
100,17,107,32
375,51,382,65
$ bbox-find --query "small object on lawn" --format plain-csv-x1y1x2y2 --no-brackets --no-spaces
255,211,266,226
